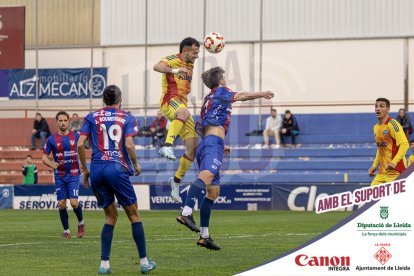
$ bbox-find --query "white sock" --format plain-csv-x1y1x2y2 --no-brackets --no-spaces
182,206,193,216
140,257,149,266
64,229,70,234
200,227,209,238
100,260,110,269
78,220,84,225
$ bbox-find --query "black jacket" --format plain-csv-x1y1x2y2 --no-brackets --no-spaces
33,118,51,136
396,114,412,131
282,115,300,132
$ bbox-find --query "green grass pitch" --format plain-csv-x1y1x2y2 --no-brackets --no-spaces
0,210,349,275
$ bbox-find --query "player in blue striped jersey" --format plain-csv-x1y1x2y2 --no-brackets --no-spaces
176,67,274,250
42,111,85,239
78,85,156,274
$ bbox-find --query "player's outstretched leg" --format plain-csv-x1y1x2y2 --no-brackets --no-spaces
197,191,220,250
197,236,221,251
169,177,181,202
176,178,206,232
170,138,196,202
158,144,176,161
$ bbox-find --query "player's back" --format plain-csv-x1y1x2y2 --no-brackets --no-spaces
81,108,138,175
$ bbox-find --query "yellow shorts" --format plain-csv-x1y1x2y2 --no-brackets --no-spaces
160,98,198,141
371,173,400,186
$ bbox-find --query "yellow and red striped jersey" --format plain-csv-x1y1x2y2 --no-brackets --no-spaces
159,53,194,107
372,117,409,174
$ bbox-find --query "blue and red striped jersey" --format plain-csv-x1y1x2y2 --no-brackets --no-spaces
43,131,80,177
197,86,236,135
80,108,138,175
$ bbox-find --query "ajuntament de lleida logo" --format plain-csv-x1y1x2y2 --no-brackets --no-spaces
380,206,389,219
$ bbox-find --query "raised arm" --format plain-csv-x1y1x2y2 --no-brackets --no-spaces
233,91,274,102
153,61,189,74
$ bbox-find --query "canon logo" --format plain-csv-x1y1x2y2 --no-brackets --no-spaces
295,254,350,267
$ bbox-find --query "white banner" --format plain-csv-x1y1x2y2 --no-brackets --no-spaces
238,175,414,275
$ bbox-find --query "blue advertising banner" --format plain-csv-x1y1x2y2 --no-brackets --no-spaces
13,185,100,210
273,183,369,211
150,184,272,210
6,67,107,99
0,70,9,98
0,185,14,209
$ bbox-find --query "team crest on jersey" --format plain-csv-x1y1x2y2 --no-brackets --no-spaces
383,130,389,136
70,140,75,146
57,143,61,147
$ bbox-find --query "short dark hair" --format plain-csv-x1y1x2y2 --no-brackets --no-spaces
376,98,390,107
399,108,405,112
56,111,69,121
271,109,277,112
285,110,291,114
410,139,414,144
26,154,32,158
35,112,42,117
201,66,225,89
103,85,122,106
179,37,200,53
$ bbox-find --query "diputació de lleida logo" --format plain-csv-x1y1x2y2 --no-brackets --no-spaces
380,206,389,219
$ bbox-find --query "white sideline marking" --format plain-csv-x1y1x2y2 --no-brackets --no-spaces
0,233,320,247
0,242,42,247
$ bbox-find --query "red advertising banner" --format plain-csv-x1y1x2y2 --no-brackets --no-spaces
0,7,25,69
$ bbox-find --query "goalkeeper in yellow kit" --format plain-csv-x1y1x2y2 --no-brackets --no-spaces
153,37,200,202
368,98,409,186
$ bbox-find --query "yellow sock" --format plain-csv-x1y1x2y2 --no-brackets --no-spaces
165,119,185,145
175,154,194,181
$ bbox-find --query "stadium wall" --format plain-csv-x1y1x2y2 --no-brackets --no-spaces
0,38,413,116
100,0,414,45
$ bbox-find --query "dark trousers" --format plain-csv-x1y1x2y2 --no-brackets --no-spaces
280,130,299,145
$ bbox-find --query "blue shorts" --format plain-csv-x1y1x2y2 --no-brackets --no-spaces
55,175,80,201
196,135,224,185
90,162,137,208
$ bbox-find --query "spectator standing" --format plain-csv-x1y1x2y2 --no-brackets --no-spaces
263,109,282,148
31,113,51,150
396,108,412,139
22,154,38,184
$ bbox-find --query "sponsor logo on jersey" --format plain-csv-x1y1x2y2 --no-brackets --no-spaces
377,142,388,147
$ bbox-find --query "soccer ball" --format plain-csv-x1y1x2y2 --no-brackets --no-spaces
204,32,225,54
